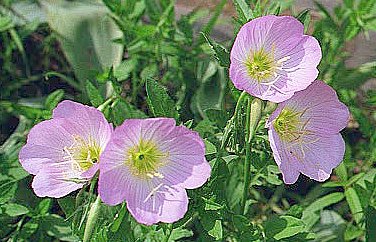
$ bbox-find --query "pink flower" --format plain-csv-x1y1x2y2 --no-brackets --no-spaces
230,15,322,103
266,81,349,183
98,118,211,225
19,100,113,197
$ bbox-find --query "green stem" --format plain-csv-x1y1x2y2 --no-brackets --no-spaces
83,195,101,242
241,98,263,215
241,97,252,214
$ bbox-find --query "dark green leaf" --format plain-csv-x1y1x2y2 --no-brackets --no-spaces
85,80,104,107
264,215,306,240
366,205,376,241
146,78,179,120
202,33,230,68
232,0,253,24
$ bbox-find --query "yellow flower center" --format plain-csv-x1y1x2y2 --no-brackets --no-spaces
64,136,101,171
273,108,304,143
246,48,276,82
126,139,167,179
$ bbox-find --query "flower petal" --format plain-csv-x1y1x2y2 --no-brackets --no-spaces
125,181,188,225
19,119,73,175
98,165,132,206
158,126,211,189
53,100,113,149
32,162,84,198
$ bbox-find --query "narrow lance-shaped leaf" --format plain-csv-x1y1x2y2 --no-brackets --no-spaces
202,33,230,68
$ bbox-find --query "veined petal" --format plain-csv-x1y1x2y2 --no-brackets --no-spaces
267,81,349,184
20,100,113,198
98,118,211,224
32,162,85,198
230,15,321,103
125,180,188,225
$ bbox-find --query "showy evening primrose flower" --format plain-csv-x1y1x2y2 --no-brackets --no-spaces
98,118,211,225
230,15,322,103
266,81,349,183
19,101,113,197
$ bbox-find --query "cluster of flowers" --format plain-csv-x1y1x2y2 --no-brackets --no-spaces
19,15,349,225
19,101,211,225
230,15,349,183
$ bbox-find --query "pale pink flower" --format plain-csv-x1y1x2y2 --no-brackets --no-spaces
266,81,349,183
230,15,322,102
19,100,113,197
98,118,211,225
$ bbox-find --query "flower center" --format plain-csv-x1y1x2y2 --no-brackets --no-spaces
126,139,167,179
273,108,303,143
64,136,101,171
246,48,276,82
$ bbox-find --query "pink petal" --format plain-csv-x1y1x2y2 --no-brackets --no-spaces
19,119,73,175
125,181,188,225
53,100,113,149
98,165,132,206
158,126,211,189
32,162,84,198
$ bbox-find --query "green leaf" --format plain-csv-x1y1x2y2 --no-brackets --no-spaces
202,197,223,211
85,80,104,107
146,78,179,120
303,192,345,215
296,9,311,32
202,33,230,68
345,187,363,224
114,59,138,81
19,220,39,240
345,224,364,241
335,162,348,182
168,228,193,241
41,214,80,241
233,215,252,232
45,89,64,111
232,0,252,24
57,196,76,218
286,205,304,219
37,199,52,215
2,203,29,217
366,205,376,241
264,215,306,240
207,219,223,240
0,177,17,204
204,140,217,155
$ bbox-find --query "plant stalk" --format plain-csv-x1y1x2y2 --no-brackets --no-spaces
83,195,101,242
241,97,263,215
241,97,252,214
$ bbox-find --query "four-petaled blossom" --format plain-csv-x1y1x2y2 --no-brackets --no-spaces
266,81,349,184
98,118,211,225
230,15,322,103
19,100,113,197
